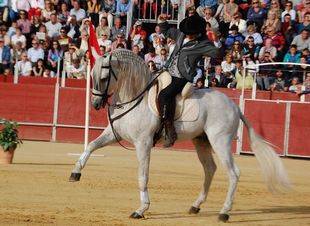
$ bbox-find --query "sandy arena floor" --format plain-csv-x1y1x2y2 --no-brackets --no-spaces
0,141,309,226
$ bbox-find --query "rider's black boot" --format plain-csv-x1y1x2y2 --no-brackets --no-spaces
162,104,177,148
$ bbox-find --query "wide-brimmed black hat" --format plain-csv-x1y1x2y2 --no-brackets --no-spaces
179,13,206,35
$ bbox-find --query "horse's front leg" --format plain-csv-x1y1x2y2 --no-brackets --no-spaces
130,139,152,219
69,125,116,182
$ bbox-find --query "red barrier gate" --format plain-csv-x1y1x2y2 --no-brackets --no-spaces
287,103,310,157
242,100,286,155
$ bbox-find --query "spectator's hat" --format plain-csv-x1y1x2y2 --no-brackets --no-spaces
179,13,206,35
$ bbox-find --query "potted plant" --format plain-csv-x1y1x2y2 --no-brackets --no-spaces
0,119,22,164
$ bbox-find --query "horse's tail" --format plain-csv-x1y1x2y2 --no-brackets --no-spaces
239,110,292,193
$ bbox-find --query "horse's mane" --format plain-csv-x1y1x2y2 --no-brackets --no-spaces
112,49,151,102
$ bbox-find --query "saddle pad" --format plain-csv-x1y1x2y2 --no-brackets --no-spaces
148,85,200,122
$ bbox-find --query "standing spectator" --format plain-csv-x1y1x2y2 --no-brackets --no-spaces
115,0,131,25
45,13,62,39
96,16,111,39
281,1,296,22
100,0,116,28
149,25,165,43
291,28,310,51
70,0,86,24
0,37,11,74
17,10,32,44
27,39,45,65
15,52,32,76
111,17,126,41
47,41,63,76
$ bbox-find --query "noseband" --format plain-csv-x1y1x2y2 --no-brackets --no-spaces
92,54,118,105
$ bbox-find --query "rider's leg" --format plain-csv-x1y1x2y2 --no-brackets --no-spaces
158,76,187,147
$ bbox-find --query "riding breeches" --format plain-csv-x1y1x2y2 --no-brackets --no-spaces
158,76,188,121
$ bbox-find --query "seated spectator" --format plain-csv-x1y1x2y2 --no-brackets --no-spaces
223,0,238,25
12,41,24,64
45,13,62,39
229,40,244,62
7,21,18,38
111,33,127,50
0,37,11,74
87,0,101,27
64,44,83,72
111,17,126,41
115,0,130,25
67,58,85,79
234,60,254,90
208,65,226,87
221,53,236,74
247,0,266,31
15,52,32,77
268,0,281,19
225,25,244,49
229,12,247,36
27,39,45,65
195,78,205,89
283,45,301,64
204,7,219,32
149,25,165,43
130,20,147,50
158,48,168,69
66,15,81,42
264,28,285,59
0,25,10,46
56,28,72,52
70,0,86,24
99,0,116,28
244,24,263,45
281,1,296,22
3,68,13,77
144,47,162,68
41,0,56,22
281,13,297,46
196,0,218,17
270,70,287,92
32,59,45,76
261,10,281,35
291,28,310,51
243,36,260,60
259,38,277,61
288,77,300,92
96,16,111,39
147,60,157,73
11,27,26,49
47,41,63,76
43,68,52,77
297,12,310,33
99,45,106,55
97,32,112,52
30,15,43,35
58,2,70,25
132,45,144,59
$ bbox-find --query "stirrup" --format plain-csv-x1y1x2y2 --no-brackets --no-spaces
163,122,177,148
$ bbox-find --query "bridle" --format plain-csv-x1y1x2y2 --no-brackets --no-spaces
91,53,162,150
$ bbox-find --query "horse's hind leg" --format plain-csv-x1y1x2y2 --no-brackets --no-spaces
189,134,217,214
206,131,240,222
69,125,116,182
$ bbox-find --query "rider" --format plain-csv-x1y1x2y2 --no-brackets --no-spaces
158,13,219,147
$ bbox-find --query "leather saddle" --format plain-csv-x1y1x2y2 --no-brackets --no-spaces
148,71,199,122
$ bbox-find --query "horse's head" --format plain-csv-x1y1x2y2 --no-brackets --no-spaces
91,53,118,110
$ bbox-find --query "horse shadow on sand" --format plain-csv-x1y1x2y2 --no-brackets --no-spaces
146,205,310,223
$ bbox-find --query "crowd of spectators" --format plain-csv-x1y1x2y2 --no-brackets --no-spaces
0,0,309,93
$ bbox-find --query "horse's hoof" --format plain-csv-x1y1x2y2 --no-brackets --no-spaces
218,214,229,222
188,206,200,214
129,212,144,219
69,173,81,182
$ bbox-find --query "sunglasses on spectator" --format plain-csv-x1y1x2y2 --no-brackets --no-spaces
252,1,258,4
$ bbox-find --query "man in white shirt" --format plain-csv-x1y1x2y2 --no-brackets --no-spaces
45,13,62,38
15,52,32,76
291,28,310,51
70,0,86,24
27,39,45,65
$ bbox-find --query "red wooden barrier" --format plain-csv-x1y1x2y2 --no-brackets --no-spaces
242,100,286,155
287,103,310,157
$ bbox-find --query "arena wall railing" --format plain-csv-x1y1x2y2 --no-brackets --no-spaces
0,77,309,158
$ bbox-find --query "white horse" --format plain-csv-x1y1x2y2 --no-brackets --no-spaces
69,49,291,222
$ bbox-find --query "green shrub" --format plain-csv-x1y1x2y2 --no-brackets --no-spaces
0,119,22,152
